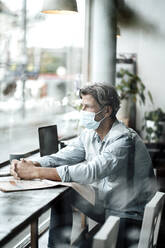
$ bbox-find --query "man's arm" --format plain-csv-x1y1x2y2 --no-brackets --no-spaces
35,134,85,168
56,135,133,183
10,132,86,181
10,159,61,181
37,167,61,181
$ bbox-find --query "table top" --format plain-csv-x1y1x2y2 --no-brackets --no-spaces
0,186,70,246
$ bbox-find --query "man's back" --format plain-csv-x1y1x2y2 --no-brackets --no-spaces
88,120,157,220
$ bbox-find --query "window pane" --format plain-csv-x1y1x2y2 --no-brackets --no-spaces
0,0,85,163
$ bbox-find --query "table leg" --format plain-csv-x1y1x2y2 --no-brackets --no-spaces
31,218,39,248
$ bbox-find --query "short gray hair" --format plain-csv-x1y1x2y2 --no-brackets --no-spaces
79,83,120,118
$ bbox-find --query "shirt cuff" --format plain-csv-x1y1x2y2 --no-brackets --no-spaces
56,165,71,182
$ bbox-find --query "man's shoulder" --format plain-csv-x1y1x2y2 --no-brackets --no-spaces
108,120,132,140
111,120,146,147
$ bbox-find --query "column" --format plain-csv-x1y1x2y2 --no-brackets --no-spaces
87,0,117,85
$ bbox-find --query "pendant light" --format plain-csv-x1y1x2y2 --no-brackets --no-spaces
41,0,78,14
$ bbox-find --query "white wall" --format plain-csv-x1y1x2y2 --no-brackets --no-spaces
117,0,165,132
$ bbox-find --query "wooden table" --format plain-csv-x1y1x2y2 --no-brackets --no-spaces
0,186,70,247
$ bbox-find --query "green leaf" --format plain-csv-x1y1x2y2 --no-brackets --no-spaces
148,91,154,104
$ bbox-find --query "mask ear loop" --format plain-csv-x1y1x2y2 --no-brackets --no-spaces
94,106,108,122
101,105,114,120
94,107,104,121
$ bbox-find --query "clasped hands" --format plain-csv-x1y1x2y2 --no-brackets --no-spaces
10,159,39,180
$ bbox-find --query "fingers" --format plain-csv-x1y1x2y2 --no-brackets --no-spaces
10,160,20,179
10,159,34,180
20,159,35,167
14,163,21,180
10,166,20,180
10,159,19,165
20,158,26,162
10,161,17,175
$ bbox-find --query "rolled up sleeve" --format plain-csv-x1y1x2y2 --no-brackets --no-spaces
56,136,132,183
56,165,71,182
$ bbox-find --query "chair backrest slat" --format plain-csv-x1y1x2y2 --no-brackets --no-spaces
138,191,165,248
93,216,120,248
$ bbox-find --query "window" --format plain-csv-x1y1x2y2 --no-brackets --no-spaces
0,0,85,163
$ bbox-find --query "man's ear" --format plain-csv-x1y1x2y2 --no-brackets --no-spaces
105,106,113,117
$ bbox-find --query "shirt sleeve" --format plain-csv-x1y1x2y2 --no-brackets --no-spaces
33,134,85,168
56,135,133,183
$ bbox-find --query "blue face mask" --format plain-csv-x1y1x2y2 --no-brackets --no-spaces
79,108,105,130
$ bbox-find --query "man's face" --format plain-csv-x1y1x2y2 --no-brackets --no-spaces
81,94,100,113
81,94,106,122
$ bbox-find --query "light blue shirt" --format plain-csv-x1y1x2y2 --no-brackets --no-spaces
36,120,157,220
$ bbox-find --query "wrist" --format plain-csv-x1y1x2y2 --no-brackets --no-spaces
35,167,45,180
33,167,41,179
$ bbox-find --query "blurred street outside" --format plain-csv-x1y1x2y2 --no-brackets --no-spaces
0,109,80,163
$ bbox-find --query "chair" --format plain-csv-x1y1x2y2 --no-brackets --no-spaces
92,192,165,248
138,191,165,248
92,216,120,248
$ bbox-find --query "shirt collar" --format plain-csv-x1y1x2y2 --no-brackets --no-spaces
92,119,128,143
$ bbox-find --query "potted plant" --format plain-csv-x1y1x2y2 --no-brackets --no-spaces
116,68,153,127
144,108,165,143
116,68,153,104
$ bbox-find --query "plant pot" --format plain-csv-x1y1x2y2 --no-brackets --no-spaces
117,99,131,120
117,98,136,128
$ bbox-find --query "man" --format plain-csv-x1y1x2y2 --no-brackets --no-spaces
11,83,157,248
